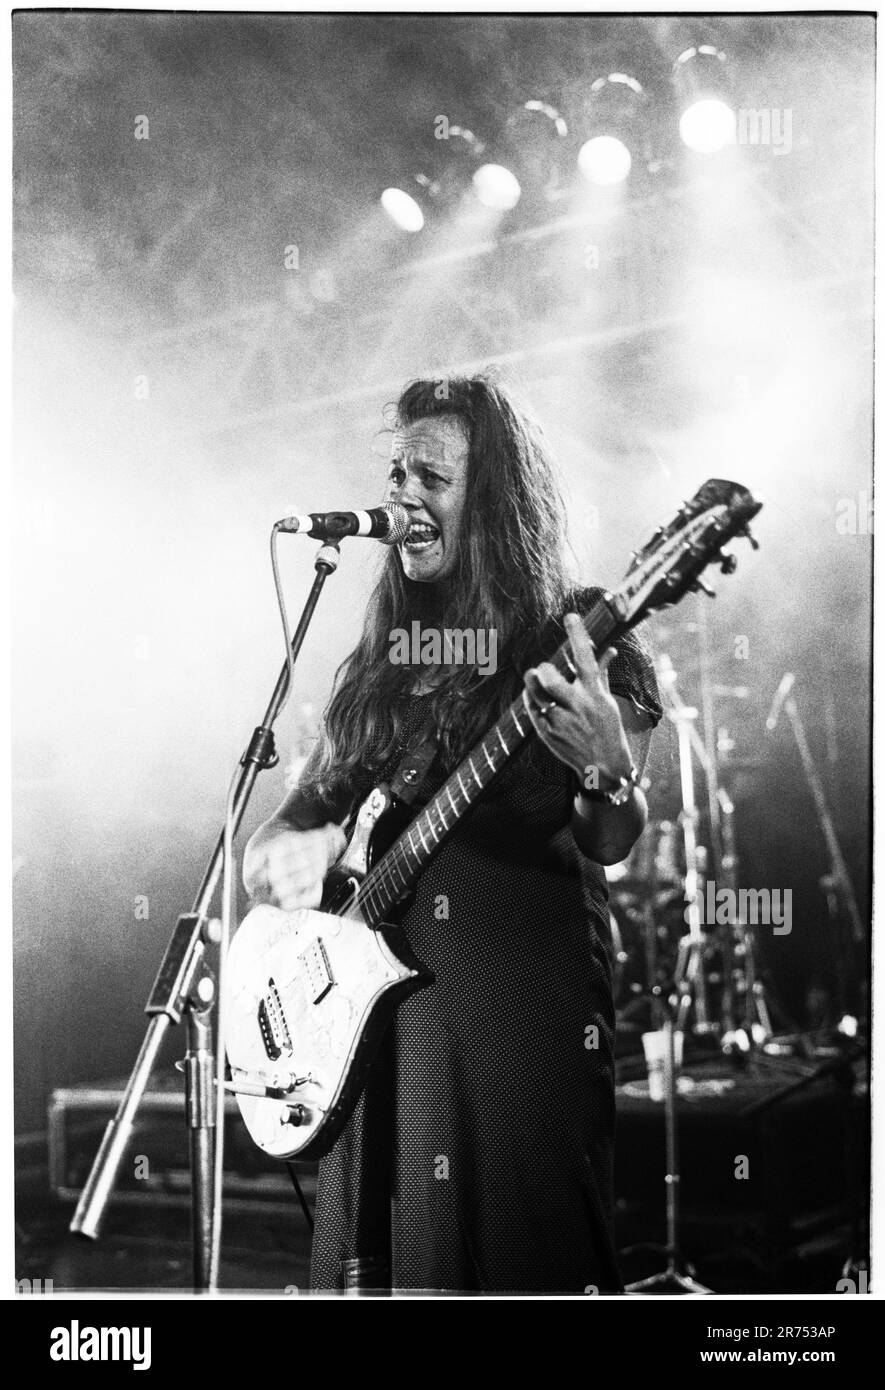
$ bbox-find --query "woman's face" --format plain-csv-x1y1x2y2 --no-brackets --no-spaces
386,415,470,584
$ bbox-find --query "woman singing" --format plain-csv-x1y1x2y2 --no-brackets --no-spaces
242,374,662,1294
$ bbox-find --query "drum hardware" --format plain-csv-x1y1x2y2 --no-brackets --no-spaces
613,631,780,1054
717,784,772,1052
656,654,712,1036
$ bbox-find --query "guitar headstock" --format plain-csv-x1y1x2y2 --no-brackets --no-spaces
611,479,762,628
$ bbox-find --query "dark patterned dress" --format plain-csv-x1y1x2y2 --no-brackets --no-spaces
310,591,662,1294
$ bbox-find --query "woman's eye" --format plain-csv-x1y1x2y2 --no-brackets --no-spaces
388,466,444,488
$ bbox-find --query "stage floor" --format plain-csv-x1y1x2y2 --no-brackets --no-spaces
15,1049,866,1296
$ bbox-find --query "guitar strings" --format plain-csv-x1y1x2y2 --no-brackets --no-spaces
351,704,529,925
353,600,617,923
351,600,617,925
365,685,543,920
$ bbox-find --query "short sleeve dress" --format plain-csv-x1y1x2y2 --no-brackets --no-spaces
309,587,662,1294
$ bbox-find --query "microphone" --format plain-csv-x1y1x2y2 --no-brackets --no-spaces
275,503,409,545
765,672,795,733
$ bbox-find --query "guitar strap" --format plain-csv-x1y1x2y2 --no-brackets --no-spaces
339,731,438,853
388,730,438,806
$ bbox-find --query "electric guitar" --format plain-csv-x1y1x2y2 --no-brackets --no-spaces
224,479,762,1159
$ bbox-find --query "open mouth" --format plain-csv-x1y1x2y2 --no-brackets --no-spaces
402,521,441,554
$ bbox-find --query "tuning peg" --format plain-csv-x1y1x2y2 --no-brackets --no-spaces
718,551,738,575
691,577,717,598
741,524,759,550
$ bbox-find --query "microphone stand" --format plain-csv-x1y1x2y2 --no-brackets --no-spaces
69,537,343,1291
625,985,711,1295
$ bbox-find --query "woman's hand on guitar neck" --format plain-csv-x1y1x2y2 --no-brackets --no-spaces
242,821,347,912
524,613,634,782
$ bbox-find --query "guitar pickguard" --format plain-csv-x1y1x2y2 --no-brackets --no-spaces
324,783,414,917
226,902,431,1159
337,784,393,878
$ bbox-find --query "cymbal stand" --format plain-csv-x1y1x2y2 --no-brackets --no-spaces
717,785,772,1051
656,655,711,1037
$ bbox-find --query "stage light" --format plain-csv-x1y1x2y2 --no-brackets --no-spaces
679,98,736,154
578,73,646,187
486,99,569,208
472,162,521,210
380,126,484,232
673,45,736,154
577,135,632,186
380,186,425,233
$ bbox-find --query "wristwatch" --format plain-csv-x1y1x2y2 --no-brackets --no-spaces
580,762,640,807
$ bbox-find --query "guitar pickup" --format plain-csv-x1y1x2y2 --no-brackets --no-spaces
299,936,335,1004
257,977,292,1062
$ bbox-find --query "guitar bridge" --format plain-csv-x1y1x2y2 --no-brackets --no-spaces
257,977,292,1062
299,936,335,1004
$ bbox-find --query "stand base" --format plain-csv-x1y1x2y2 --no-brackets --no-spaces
626,1266,712,1295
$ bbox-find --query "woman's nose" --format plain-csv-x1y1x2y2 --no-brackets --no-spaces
390,474,423,509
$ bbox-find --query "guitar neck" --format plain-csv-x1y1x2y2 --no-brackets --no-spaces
354,591,625,927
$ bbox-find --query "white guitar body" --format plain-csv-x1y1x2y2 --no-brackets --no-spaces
225,899,428,1159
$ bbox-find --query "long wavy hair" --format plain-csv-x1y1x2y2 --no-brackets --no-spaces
307,373,576,807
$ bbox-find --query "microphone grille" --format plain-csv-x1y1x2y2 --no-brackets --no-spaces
381,502,410,545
